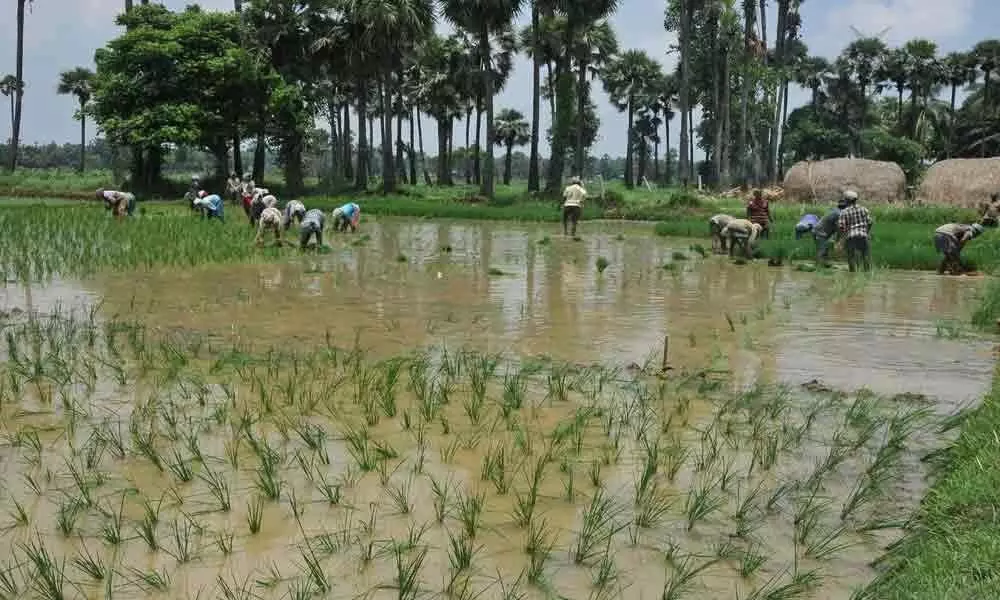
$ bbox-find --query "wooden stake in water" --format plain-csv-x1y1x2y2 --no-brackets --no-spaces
661,335,669,371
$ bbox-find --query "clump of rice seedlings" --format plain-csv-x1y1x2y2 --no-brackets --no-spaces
596,257,609,273
215,529,234,555
376,358,402,418
525,518,555,585
592,544,619,596
455,491,485,539
7,497,28,527
71,538,106,581
216,574,255,600
129,566,171,592
390,544,427,600
247,496,264,534
739,542,767,578
545,365,570,403
733,481,766,538
631,483,674,542
23,536,68,600
501,369,526,419
167,447,194,483
56,497,83,537
168,517,195,563
496,569,527,600
0,558,22,597
746,568,822,600
684,479,725,531
589,459,602,487
839,432,905,521
129,418,163,471
482,442,514,495
344,424,381,472
386,477,414,514
429,475,452,523
200,466,232,512
573,489,626,565
663,436,689,481
662,554,716,600
804,524,854,559
793,488,828,545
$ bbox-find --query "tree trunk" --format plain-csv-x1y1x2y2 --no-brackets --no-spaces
234,0,241,11
343,103,353,180
125,0,133,11
948,83,957,158
232,133,243,176
480,28,495,199
252,131,266,182
574,57,588,176
464,108,472,184
624,97,634,188
545,23,574,194
368,116,374,176
408,110,416,185
9,0,26,172
665,118,672,184
436,119,450,185
528,0,541,192
396,110,406,184
653,131,660,183
447,118,454,182
79,112,87,173
721,54,732,186
473,96,483,185
504,143,513,185
766,0,788,183
689,108,695,180
738,0,754,187
777,81,788,176
380,73,395,193
355,82,368,190
711,7,723,186
678,0,691,186
416,105,430,184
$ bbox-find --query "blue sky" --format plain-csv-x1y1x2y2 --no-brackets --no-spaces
0,0,992,160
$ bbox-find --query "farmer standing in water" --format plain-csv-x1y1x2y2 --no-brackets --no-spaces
562,176,586,237
813,198,846,266
794,213,819,239
193,191,224,221
746,189,772,239
934,222,985,275
837,190,873,272
96,189,136,220
720,218,763,258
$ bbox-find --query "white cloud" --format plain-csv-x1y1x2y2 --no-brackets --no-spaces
808,0,975,57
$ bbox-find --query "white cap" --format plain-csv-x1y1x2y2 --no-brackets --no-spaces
843,190,858,201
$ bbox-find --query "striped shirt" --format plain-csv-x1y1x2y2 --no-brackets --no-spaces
301,209,324,231
837,205,872,239
747,197,770,227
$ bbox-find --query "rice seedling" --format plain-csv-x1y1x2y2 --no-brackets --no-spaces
128,566,171,592
745,568,822,600
22,536,67,600
591,544,619,594
661,554,717,600
513,451,549,527
7,497,28,527
56,496,83,537
386,477,414,514
684,479,725,531
200,466,232,512
596,257,609,273
740,542,768,578
216,574,255,600
389,544,427,600
71,538,106,580
455,491,485,539
525,518,555,585
573,489,626,565
246,495,265,534
663,436,689,481
167,447,194,483
804,524,855,559
501,369,526,418
631,483,674,541
215,528,234,555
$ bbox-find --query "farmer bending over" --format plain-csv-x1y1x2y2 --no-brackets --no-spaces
226,172,241,206
248,190,273,226
240,173,257,216
299,209,325,249
934,222,985,275
255,206,284,245
836,190,873,272
186,175,201,210
813,199,845,266
96,189,136,220
283,200,306,230
746,189,772,239
194,191,224,221
795,214,819,239
709,214,733,253
720,218,762,258
562,176,586,236
981,193,1000,226
332,202,361,232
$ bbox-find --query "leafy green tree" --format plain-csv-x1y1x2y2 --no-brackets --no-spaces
493,108,529,184
57,67,95,173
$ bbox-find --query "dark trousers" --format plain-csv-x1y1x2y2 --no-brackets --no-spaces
935,233,962,274
563,205,581,236
845,236,871,272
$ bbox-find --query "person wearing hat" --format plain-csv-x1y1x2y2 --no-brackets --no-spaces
720,218,763,258
96,189,137,220
283,199,307,230
561,175,587,237
299,208,326,249
836,189,872,272
193,190,224,221
813,199,846,266
254,205,284,245
709,214,734,253
186,175,202,211
934,222,985,274
981,193,1000,226
332,202,361,232
248,189,274,226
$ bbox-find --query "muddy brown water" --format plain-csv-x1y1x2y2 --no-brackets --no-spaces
0,218,992,599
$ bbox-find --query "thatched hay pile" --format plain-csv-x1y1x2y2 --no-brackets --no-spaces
783,158,906,204
915,158,1000,208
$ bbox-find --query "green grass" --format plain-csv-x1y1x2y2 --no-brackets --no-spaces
861,365,1000,600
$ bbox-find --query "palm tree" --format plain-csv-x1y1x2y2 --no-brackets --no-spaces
902,39,941,137
972,39,1000,107
442,0,526,200
569,19,618,176
656,75,677,183
943,51,976,157
57,67,95,173
0,75,19,139
877,47,909,123
9,0,29,171
527,0,542,191
493,108,529,184
793,55,829,107
602,49,662,188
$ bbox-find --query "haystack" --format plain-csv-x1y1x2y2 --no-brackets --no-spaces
915,158,1000,208
783,158,905,204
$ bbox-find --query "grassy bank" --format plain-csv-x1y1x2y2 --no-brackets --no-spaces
860,365,1000,599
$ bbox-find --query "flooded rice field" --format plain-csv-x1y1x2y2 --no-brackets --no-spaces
0,218,991,599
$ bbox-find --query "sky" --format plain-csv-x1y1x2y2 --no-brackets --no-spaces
0,0,993,162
